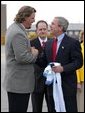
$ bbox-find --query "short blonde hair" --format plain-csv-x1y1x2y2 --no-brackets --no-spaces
79,30,84,42
80,30,84,37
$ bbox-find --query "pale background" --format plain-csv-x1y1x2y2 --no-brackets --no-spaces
1,1,84,28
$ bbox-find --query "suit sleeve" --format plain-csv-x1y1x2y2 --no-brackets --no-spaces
12,34,37,64
31,39,48,68
63,40,83,72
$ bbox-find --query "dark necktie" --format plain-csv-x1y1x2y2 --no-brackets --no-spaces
52,38,58,62
42,41,46,49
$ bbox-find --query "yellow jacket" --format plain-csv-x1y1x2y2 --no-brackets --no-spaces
76,42,84,83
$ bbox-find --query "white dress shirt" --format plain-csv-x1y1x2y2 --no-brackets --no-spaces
38,37,47,47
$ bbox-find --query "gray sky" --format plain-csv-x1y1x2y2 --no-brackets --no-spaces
2,1,84,28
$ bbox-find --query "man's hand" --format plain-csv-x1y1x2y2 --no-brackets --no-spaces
31,47,39,57
77,83,82,92
52,65,64,73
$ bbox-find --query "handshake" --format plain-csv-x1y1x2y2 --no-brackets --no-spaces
31,47,39,57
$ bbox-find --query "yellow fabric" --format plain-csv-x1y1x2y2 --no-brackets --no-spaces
76,42,84,83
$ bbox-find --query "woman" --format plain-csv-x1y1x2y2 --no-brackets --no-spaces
76,30,84,112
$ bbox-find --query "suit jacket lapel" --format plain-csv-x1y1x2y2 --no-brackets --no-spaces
46,39,53,62
37,38,42,47
56,35,68,60
16,23,28,37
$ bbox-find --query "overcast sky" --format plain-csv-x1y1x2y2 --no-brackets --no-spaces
2,1,84,28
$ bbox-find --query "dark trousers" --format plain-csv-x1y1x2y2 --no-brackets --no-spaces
64,94,78,112
31,85,56,112
31,86,50,112
46,84,56,112
7,92,30,112
46,84,78,112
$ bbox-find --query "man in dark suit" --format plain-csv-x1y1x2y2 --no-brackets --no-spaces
31,20,49,112
44,17,83,112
